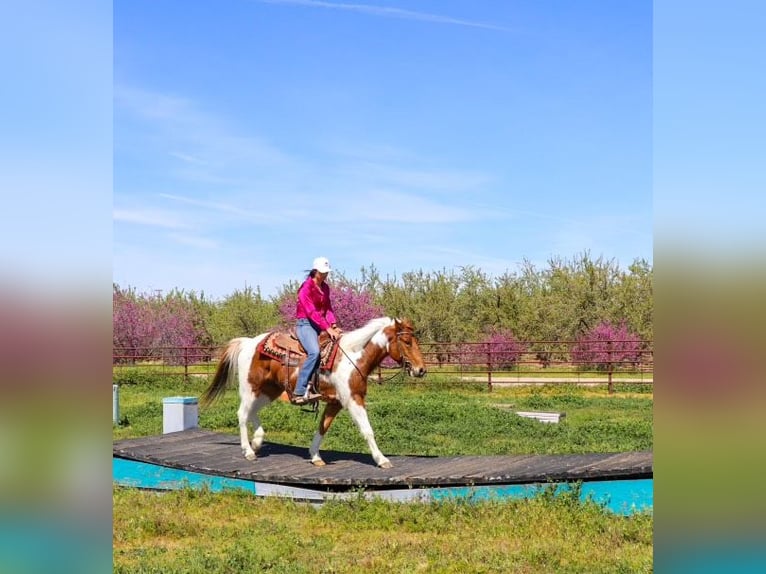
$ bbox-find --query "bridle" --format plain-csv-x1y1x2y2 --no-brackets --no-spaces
393,328,416,377
337,326,416,384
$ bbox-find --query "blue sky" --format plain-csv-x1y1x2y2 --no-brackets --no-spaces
113,0,652,299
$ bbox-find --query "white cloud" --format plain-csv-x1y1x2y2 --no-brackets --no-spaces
158,192,291,224
168,233,219,249
169,151,208,165
115,85,292,173
342,190,476,223
113,208,186,229
339,161,493,192
114,85,195,123
259,0,511,32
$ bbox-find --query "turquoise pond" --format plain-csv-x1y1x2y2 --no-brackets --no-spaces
113,458,652,515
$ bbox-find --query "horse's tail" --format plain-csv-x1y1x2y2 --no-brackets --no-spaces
200,338,246,408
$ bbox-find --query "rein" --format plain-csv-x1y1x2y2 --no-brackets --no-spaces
299,327,412,417
336,329,412,385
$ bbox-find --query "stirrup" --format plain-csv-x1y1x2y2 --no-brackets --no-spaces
291,393,320,406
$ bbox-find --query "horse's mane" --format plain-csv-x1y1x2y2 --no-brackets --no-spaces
340,317,394,353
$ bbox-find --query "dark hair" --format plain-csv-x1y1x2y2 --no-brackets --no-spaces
305,269,330,284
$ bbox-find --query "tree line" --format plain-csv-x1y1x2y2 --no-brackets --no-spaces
113,252,652,367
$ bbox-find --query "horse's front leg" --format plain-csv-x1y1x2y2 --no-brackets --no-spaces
309,401,342,466
347,395,392,468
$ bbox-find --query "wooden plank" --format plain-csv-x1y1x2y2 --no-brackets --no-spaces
114,429,652,488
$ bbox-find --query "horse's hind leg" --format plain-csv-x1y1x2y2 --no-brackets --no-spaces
238,392,274,461
237,393,257,460
248,393,274,456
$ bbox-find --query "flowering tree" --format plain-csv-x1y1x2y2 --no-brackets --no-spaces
151,295,209,365
113,285,208,365
278,281,384,330
455,328,526,369
113,286,154,364
330,287,385,330
570,320,643,372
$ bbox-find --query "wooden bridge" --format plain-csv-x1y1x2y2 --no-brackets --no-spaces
114,429,652,502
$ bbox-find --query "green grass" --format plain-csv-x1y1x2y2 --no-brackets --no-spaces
114,486,652,573
113,375,653,572
113,376,653,455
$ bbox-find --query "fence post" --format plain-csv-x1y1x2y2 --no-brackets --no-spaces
607,340,614,394
487,344,492,392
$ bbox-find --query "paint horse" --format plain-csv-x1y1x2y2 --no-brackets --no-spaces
200,317,427,468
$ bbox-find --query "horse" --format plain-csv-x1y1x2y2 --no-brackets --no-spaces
199,317,427,468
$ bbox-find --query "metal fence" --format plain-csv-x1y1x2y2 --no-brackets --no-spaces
422,340,653,393
114,339,653,393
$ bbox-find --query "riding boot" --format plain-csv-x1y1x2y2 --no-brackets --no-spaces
302,372,322,402
290,372,321,405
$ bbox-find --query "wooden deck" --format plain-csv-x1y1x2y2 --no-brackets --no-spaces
114,429,652,491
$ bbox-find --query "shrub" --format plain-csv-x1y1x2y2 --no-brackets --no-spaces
570,321,643,371
455,329,526,369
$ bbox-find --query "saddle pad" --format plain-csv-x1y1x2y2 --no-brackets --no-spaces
257,331,340,371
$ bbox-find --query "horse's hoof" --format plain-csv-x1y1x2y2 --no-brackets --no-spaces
311,458,326,467
379,460,393,469
244,451,256,461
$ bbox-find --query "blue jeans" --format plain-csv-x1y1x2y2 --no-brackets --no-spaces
295,319,321,395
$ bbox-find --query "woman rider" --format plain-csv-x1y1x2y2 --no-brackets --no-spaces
291,256,342,405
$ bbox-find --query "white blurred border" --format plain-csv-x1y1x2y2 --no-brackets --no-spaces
0,2,113,573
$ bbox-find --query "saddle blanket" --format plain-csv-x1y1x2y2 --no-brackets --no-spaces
257,330,340,371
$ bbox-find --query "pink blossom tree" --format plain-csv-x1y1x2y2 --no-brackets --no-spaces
570,320,643,372
112,285,208,365
151,295,209,365
113,286,155,364
277,281,384,330
455,328,526,370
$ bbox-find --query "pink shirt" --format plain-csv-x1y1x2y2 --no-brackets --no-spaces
296,277,337,331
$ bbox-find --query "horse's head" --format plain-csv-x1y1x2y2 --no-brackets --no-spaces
387,318,427,378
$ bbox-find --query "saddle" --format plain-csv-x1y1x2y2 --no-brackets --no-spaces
257,328,340,371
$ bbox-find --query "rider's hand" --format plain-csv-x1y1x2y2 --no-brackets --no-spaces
328,326,341,341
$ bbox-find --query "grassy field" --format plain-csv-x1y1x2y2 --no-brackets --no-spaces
114,486,652,573
113,372,652,454
113,373,653,572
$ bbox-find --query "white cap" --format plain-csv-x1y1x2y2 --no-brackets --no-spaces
312,256,331,273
